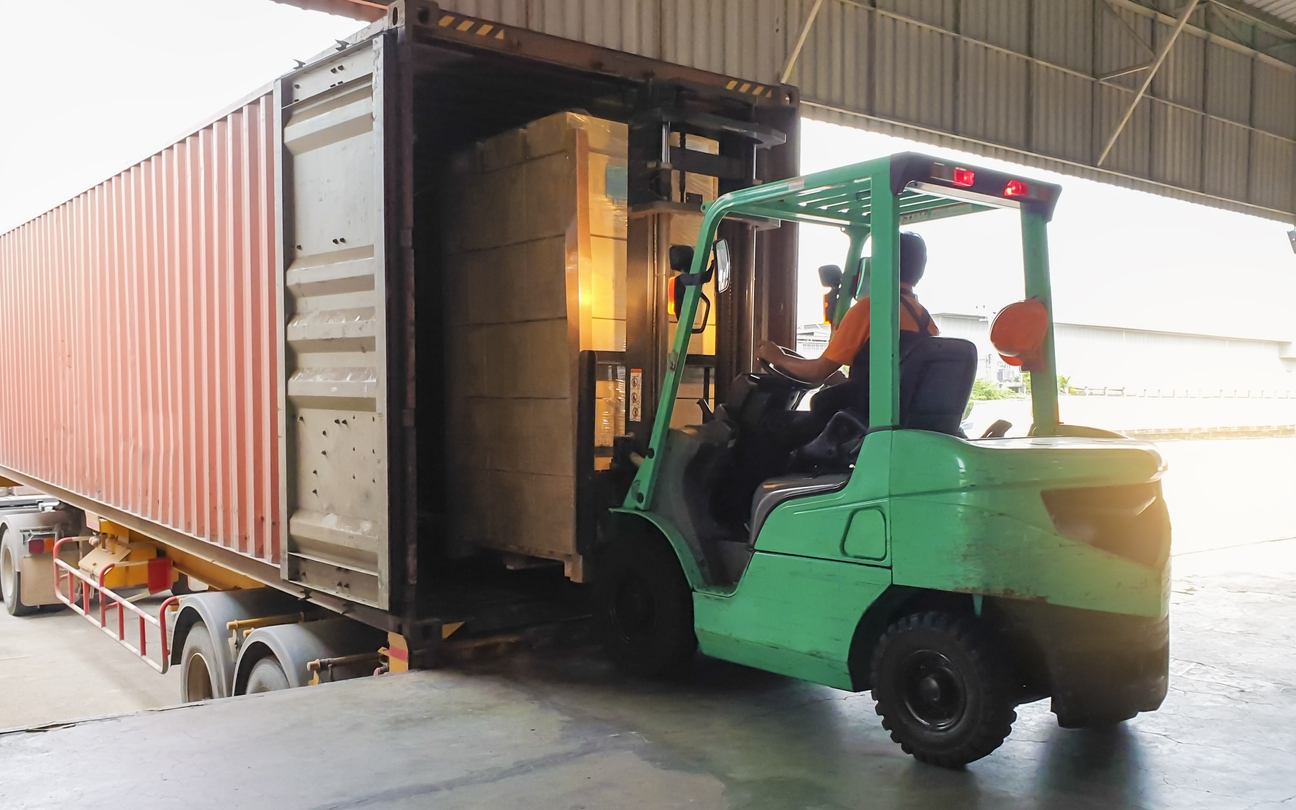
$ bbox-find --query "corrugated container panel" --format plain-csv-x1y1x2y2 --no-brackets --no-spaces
877,0,955,30
1098,83,1153,178
1253,61,1296,139
1205,42,1254,124
873,13,956,132
1150,101,1203,190
1096,3,1154,88
957,42,1029,148
0,96,280,565
1203,117,1252,200
1034,0,1094,75
1249,132,1296,211
797,0,869,110
1153,26,1205,109
959,0,1029,52
1033,67,1095,164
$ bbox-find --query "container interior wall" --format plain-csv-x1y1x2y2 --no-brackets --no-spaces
410,53,648,585
407,44,792,597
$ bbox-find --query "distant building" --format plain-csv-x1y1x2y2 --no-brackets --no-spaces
795,314,1296,397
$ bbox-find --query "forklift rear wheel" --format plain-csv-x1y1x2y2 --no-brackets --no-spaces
2,544,37,617
594,535,697,678
871,611,1016,768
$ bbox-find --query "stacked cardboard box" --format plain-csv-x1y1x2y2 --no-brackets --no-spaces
443,113,628,578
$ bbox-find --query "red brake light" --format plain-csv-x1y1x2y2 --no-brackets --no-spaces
667,276,678,318
952,168,975,187
27,538,46,555
1004,180,1029,198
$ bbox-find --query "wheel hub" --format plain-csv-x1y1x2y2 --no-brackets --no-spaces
901,650,967,731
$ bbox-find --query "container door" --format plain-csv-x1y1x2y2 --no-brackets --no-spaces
276,35,393,609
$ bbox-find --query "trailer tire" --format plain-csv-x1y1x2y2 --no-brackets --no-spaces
594,535,697,678
244,656,291,694
1,543,37,617
180,623,222,703
871,611,1016,768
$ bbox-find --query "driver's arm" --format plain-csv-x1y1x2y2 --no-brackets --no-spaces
755,341,842,385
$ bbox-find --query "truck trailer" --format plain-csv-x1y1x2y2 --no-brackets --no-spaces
0,0,799,697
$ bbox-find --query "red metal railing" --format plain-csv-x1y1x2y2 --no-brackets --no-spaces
52,539,180,673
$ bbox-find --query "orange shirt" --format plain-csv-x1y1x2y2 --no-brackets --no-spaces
822,285,939,366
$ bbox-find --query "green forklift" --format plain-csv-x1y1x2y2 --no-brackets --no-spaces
592,153,1171,767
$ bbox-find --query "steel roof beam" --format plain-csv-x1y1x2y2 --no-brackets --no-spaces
1098,0,1204,167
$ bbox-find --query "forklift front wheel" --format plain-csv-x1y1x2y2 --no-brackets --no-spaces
870,611,1016,768
593,535,698,678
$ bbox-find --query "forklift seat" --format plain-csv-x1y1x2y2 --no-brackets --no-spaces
749,473,850,544
897,336,978,435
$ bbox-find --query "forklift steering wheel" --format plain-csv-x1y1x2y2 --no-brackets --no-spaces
758,347,818,390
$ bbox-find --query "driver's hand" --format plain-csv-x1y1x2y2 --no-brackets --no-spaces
823,370,848,387
756,340,781,365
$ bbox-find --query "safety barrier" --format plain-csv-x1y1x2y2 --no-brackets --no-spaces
52,538,179,673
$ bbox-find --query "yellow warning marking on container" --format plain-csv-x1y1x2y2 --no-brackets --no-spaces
457,19,474,31
726,80,738,90
753,85,765,95
439,14,455,27
495,29,505,39
478,23,494,35
740,83,752,93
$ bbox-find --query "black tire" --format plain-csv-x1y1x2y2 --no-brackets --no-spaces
180,623,222,702
1,544,37,617
594,535,698,678
244,656,291,694
871,611,1016,768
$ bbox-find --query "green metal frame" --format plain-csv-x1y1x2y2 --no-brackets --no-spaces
611,152,1169,695
625,153,1055,509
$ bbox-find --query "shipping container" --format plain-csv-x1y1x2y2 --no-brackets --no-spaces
0,0,799,691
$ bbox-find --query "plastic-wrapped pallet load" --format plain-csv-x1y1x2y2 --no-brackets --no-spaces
442,113,630,579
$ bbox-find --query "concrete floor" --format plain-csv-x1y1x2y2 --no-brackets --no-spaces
0,537,1294,809
0,437,1292,808
0,601,177,731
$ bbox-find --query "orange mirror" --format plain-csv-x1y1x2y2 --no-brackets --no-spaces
990,298,1048,371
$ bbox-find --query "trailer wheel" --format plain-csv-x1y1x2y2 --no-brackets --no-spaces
593,535,697,678
244,656,291,694
1,543,37,617
870,611,1016,768
180,623,221,702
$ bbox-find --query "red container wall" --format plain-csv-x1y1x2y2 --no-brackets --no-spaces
0,95,281,565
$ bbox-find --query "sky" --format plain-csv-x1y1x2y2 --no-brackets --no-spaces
0,0,364,234
2,0,1293,344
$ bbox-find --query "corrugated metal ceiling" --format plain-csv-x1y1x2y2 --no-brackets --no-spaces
269,0,1296,222
1243,0,1296,26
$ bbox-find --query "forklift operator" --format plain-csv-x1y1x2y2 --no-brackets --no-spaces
755,231,939,387
738,232,939,488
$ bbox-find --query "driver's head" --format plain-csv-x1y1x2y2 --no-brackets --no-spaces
899,231,927,287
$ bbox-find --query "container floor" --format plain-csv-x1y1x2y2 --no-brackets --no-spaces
2,535,1294,810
